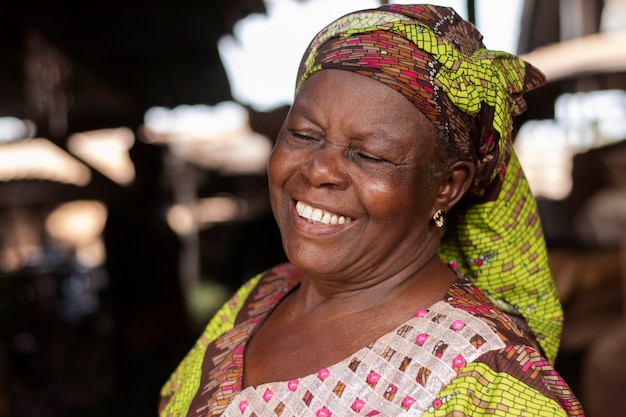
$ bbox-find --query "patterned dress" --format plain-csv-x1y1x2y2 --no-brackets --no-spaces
159,263,584,417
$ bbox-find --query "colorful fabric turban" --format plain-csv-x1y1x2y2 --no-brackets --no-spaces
296,4,563,364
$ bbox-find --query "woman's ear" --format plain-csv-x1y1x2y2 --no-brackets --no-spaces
435,160,475,211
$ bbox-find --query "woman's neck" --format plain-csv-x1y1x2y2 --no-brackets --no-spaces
292,252,456,317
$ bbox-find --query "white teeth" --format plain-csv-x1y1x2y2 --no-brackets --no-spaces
295,200,352,225
312,208,323,222
302,204,313,219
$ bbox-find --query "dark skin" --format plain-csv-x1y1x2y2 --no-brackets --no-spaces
243,69,475,387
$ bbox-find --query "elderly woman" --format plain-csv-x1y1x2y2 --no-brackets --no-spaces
159,4,584,416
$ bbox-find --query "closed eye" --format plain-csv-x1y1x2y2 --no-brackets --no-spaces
290,131,321,142
352,147,389,164
358,153,386,163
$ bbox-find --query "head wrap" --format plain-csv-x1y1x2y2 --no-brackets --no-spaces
296,4,562,364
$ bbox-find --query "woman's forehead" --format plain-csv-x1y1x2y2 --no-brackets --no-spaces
293,70,428,124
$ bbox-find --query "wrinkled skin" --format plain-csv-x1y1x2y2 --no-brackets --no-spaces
243,69,474,387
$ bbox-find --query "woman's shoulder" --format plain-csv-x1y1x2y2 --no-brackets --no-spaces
443,280,541,350
423,282,584,416
426,347,584,416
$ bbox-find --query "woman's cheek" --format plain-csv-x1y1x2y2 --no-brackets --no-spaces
269,142,307,183
268,145,288,184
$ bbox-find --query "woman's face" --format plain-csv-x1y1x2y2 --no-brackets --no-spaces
268,69,444,281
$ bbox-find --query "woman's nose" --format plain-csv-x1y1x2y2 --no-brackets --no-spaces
302,145,349,189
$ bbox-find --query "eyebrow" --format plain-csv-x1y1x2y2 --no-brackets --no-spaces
288,98,320,122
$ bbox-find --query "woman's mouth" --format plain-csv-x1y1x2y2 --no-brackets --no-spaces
295,200,353,225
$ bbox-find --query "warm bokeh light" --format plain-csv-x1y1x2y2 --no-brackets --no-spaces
166,195,243,235
67,127,136,186
143,101,249,141
195,196,240,225
0,138,91,186
0,210,44,273
167,203,195,235
522,30,626,82
143,101,272,175
74,239,107,269
45,200,108,267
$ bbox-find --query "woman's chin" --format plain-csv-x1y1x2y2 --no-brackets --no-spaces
283,243,348,276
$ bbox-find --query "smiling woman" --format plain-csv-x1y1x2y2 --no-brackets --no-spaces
267,70,454,283
159,4,584,417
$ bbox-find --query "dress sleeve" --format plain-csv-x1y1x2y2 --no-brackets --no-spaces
158,274,263,416
420,345,585,417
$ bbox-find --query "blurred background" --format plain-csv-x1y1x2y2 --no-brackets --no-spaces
0,0,625,415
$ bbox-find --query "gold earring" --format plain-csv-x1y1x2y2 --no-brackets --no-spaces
433,209,445,228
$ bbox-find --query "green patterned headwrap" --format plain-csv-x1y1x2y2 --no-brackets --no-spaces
295,4,562,364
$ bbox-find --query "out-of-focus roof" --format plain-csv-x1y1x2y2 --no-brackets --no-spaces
515,0,626,123
522,30,626,82
0,0,266,139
